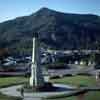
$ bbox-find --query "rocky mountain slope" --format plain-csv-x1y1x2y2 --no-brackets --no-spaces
0,7,100,51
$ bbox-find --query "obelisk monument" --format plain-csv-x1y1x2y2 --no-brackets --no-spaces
30,34,45,87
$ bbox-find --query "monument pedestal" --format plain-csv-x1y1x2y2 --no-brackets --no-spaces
30,82,53,92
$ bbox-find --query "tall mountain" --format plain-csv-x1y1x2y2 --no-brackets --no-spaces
0,7,100,51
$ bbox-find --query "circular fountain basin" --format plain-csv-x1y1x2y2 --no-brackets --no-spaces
0,84,77,99
23,84,76,98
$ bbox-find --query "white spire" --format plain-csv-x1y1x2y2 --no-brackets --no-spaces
30,37,44,87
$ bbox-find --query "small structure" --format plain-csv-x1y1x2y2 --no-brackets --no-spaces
95,70,100,84
75,61,78,65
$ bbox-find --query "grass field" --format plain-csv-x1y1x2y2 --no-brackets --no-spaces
50,75,97,86
45,91,100,100
0,75,100,100
0,76,27,100
0,76,28,88
46,75,100,100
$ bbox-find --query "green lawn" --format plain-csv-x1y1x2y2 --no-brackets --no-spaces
0,76,28,88
50,75,97,87
45,91,100,100
0,76,28,100
46,75,100,100
0,75,100,100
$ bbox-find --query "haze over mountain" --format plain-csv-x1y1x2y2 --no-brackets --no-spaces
0,7,100,52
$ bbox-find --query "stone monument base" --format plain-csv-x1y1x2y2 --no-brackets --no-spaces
23,82,67,92
32,82,57,92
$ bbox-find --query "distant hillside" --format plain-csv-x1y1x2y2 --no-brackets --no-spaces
0,7,100,52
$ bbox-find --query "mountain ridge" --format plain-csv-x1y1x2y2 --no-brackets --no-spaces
0,7,100,51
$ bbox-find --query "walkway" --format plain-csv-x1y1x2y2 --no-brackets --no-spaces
0,85,42,100
0,84,76,100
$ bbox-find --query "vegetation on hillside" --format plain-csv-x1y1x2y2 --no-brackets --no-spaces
0,8,100,53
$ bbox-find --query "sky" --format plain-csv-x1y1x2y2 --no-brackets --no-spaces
0,0,100,22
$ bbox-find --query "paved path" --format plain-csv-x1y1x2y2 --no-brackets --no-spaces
0,84,76,100
2,84,100,100
23,97,42,100
0,85,42,100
